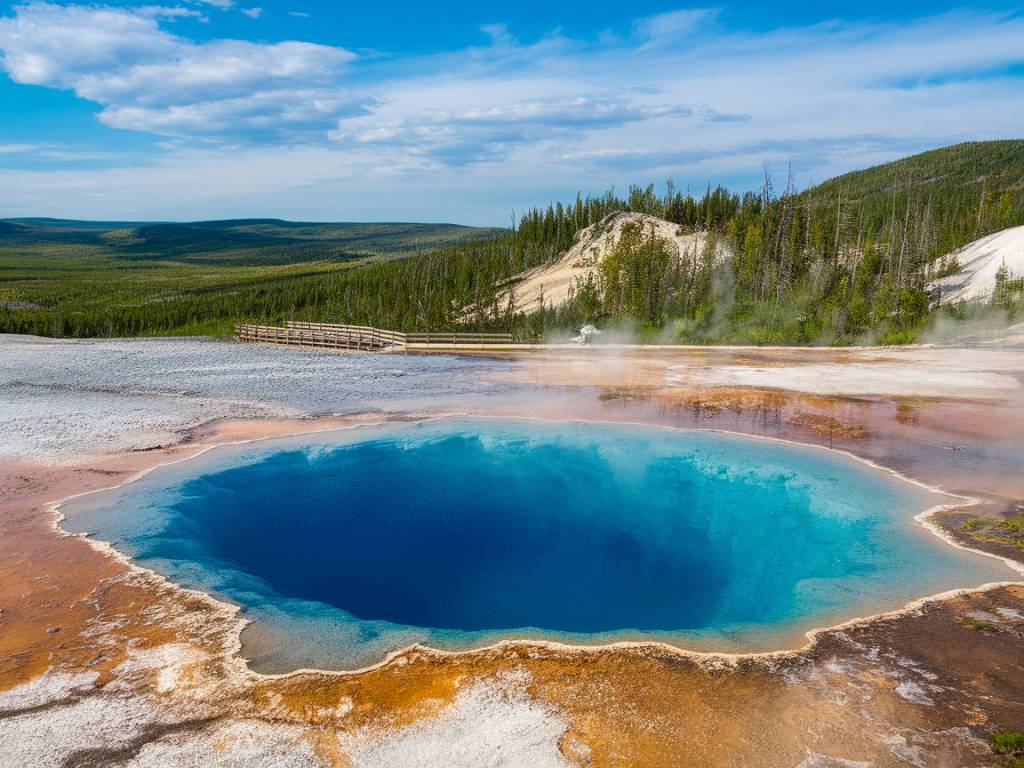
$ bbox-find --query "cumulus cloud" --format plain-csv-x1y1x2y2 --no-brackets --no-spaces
104,88,371,141
0,2,362,142
241,7,263,18
0,4,178,83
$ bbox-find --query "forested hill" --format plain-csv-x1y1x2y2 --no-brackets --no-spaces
812,141,1024,206
797,140,1024,263
1,141,1022,342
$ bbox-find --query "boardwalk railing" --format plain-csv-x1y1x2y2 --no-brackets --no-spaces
405,331,514,344
285,321,407,349
288,322,512,346
235,323,401,351
235,322,515,351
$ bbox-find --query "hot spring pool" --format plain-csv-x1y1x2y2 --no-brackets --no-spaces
63,419,1015,672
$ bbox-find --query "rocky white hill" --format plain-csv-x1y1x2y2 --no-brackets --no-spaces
929,224,1024,303
499,211,731,313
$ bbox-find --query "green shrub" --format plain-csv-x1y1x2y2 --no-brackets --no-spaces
990,731,1024,768
1000,515,1024,534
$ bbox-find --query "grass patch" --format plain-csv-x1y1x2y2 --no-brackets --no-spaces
958,515,1024,550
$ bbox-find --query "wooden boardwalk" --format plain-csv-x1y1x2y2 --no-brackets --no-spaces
234,322,514,352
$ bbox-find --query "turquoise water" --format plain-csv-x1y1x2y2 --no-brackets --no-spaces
64,419,1014,672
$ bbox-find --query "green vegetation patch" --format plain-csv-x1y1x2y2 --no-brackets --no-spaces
991,731,1024,768
961,515,1024,550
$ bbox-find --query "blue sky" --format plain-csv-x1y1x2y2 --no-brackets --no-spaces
0,1,1022,224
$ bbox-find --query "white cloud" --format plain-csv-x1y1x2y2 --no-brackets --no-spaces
0,4,179,84
102,87,369,141
632,8,720,49
135,6,207,20
0,143,36,154
241,7,263,18
0,2,360,142
335,95,693,164
77,40,354,105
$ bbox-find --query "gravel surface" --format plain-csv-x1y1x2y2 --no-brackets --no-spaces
0,335,512,463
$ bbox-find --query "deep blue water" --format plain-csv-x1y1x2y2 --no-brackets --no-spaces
65,419,1013,671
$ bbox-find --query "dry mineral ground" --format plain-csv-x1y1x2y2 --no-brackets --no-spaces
1,334,1022,768
495,212,732,315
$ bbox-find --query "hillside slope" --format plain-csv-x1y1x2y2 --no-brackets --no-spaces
499,212,731,313
811,140,1024,200
800,140,1024,265
929,225,1024,303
